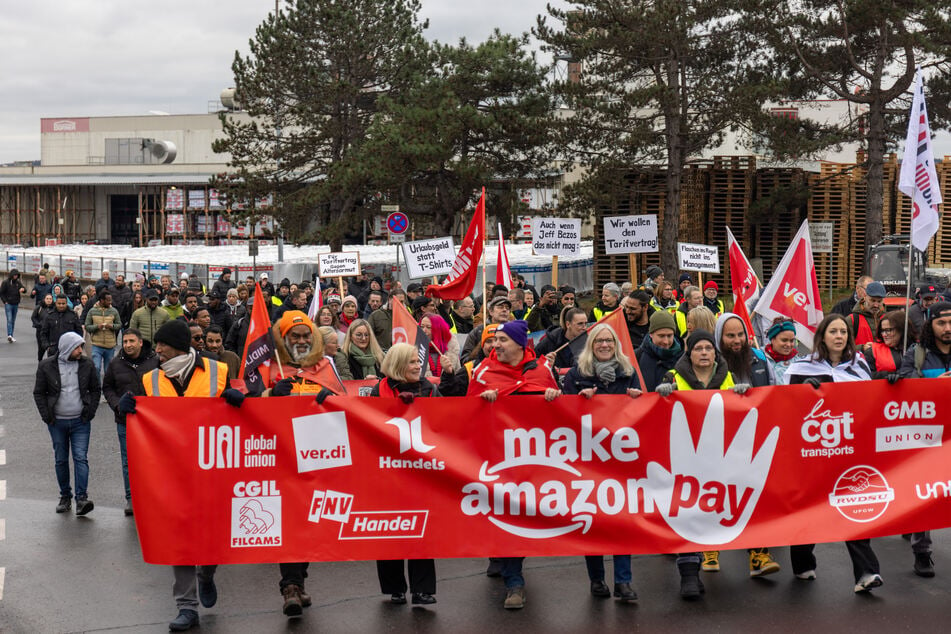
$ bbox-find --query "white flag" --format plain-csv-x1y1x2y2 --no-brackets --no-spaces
307,275,322,321
899,68,942,252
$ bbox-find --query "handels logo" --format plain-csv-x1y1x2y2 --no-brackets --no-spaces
799,399,854,458
292,412,352,473
828,466,894,523
231,480,282,547
379,416,444,470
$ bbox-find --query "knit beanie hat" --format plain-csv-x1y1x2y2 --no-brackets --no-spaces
703,281,719,292
497,320,529,349
649,310,677,333
685,329,717,355
153,319,192,353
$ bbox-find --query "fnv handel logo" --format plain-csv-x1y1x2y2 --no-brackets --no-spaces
231,481,282,547
292,412,352,473
379,416,444,470
308,489,427,539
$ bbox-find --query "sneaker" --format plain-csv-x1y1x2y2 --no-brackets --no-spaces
124,500,134,516
590,580,611,598
75,497,94,516
749,549,781,577
701,551,720,572
390,593,406,604
282,584,303,617
503,587,526,609
412,592,437,605
7,335,13,343
198,576,217,608
168,608,199,631
56,495,71,513
795,570,817,580
854,573,883,593
914,553,935,578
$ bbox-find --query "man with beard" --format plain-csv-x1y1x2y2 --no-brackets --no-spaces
620,290,654,348
203,325,240,379
462,296,512,360
706,312,778,578
535,307,587,370
264,310,338,618
116,319,244,631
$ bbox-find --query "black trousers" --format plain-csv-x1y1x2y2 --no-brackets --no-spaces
790,540,879,582
376,559,436,594
279,562,309,590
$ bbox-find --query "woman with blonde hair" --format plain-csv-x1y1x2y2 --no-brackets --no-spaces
686,306,716,337
561,322,641,602
370,342,439,605
342,318,383,379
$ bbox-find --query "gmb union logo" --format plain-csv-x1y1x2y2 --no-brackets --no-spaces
828,466,894,523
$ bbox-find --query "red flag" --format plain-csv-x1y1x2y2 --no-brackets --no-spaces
727,226,761,344
496,222,512,287
426,188,486,300
590,309,646,392
392,296,430,371
753,220,823,348
239,283,274,394
297,357,347,395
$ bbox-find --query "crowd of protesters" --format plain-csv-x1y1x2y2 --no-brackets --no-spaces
18,262,948,629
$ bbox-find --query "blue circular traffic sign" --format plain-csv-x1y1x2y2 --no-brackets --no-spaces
386,211,409,234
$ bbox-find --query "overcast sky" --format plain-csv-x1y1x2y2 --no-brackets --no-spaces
1,1,947,164
0,0,566,164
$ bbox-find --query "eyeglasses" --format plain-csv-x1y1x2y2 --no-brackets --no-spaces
192,334,204,341
879,327,897,334
593,338,615,345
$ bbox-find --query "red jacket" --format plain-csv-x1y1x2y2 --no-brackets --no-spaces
467,348,557,396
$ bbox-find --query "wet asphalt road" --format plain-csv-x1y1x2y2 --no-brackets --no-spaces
1,313,951,633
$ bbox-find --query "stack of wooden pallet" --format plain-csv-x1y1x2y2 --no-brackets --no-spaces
706,156,755,289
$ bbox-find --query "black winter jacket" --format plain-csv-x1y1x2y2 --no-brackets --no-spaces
102,345,160,424
40,309,83,351
562,365,641,395
33,355,101,424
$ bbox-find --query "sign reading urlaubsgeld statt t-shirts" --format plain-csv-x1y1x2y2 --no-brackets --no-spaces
401,237,457,279
602,215,659,255
532,217,581,256
678,242,720,273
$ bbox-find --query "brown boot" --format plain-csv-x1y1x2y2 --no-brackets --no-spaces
299,585,312,608
282,584,303,618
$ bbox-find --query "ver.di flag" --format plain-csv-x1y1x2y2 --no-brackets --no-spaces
753,220,823,348
239,283,274,394
899,67,943,252
426,188,486,300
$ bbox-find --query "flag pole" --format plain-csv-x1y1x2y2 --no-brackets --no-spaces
481,200,488,326
902,243,914,354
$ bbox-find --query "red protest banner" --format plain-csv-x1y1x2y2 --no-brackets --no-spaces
128,381,950,565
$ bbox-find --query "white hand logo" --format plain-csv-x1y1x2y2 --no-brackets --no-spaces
645,393,779,545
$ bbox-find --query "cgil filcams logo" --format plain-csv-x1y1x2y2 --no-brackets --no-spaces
828,466,894,523
231,480,282,547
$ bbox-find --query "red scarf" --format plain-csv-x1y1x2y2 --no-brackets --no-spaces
765,344,797,362
466,348,557,396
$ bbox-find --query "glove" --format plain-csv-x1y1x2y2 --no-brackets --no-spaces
803,377,822,389
732,382,751,395
656,383,676,397
118,392,137,415
886,372,901,385
398,391,415,404
222,388,245,408
272,378,295,397
315,387,334,405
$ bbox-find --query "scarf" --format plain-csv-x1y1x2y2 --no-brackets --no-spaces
765,343,797,362
593,360,618,384
349,343,378,377
162,349,197,385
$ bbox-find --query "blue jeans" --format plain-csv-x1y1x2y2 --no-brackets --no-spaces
117,423,130,501
500,557,525,589
47,417,90,500
91,345,115,381
4,303,17,337
585,555,632,585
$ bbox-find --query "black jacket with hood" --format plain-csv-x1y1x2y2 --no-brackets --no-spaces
33,332,101,424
